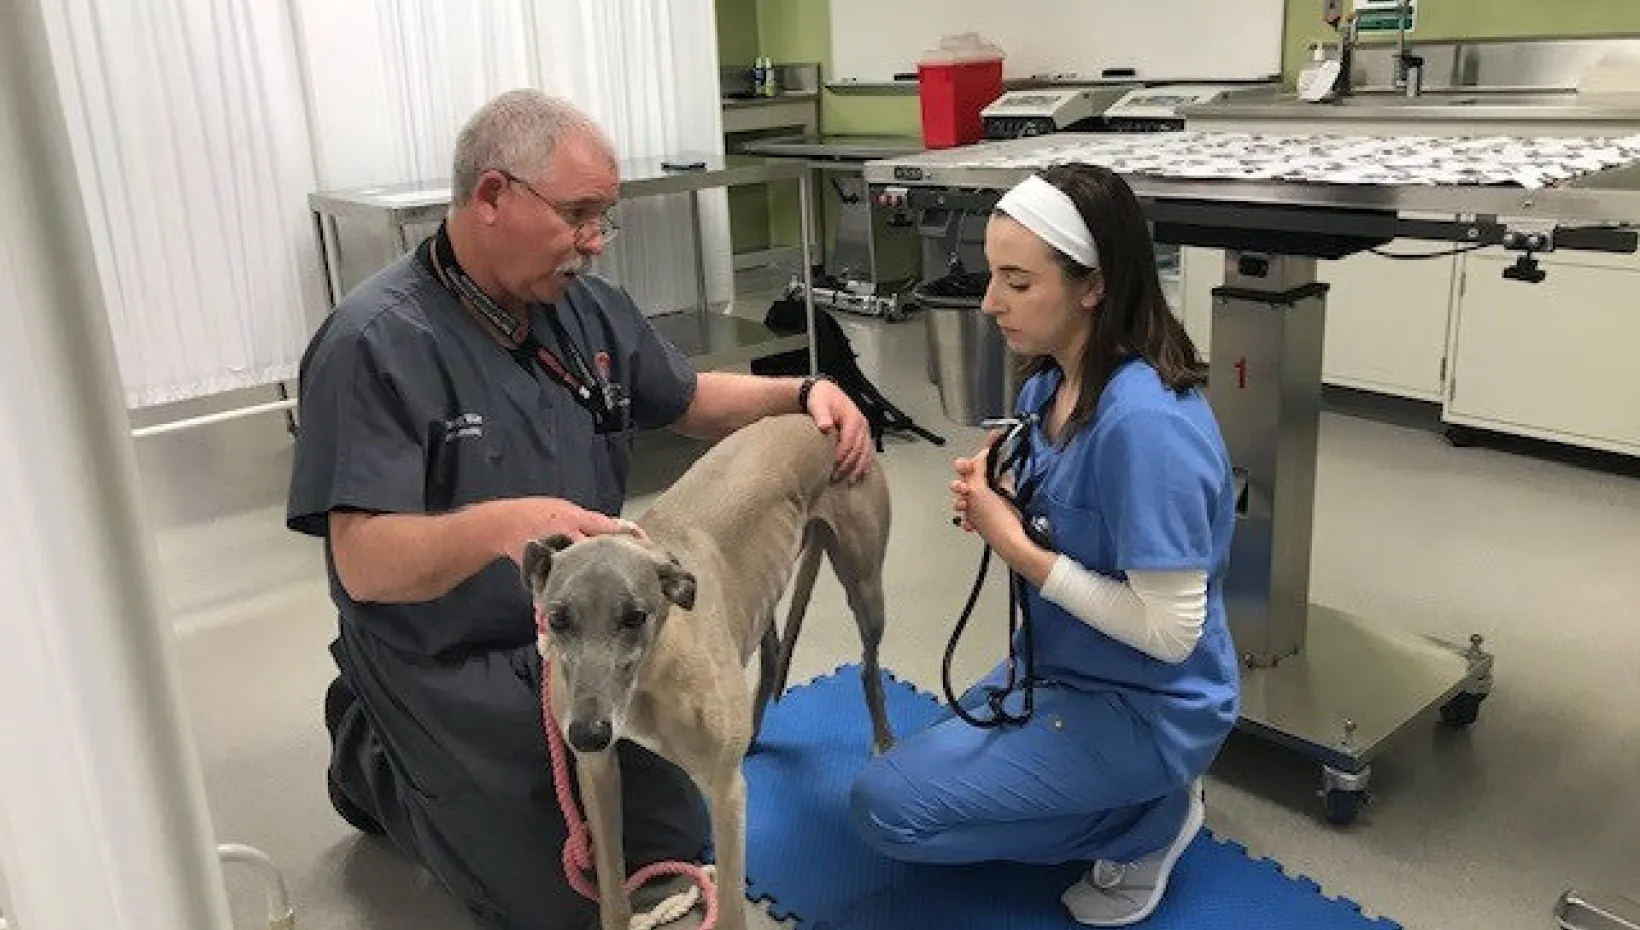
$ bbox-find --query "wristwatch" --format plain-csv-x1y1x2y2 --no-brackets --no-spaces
797,374,832,413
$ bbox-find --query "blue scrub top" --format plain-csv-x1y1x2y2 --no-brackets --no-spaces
1012,359,1241,782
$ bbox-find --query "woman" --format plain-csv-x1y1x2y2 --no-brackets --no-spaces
850,163,1240,926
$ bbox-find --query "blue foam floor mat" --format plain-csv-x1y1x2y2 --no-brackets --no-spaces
741,665,1402,930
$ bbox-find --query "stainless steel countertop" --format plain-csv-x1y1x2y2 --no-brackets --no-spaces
722,92,819,109
309,154,809,225
1183,89,1640,124
859,132,1640,227
737,133,924,162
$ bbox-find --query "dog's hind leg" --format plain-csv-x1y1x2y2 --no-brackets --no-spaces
749,619,780,750
845,567,895,755
821,515,895,754
769,528,824,699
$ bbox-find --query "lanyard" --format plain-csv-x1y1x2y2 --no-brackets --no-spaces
514,319,598,408
423,225,624,431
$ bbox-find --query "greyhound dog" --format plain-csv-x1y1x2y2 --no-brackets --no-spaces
521,413,895,930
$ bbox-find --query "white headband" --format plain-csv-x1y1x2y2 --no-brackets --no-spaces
995,174,1099,270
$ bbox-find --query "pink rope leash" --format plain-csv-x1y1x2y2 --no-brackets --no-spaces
538,613,719,930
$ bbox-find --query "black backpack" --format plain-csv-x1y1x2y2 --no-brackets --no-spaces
750,296,946,452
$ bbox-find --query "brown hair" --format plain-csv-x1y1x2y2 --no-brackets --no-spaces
1003,162,1206,434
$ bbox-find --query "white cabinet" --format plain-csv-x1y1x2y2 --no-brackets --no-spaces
1315,249,1457,402
1178,246,1218,355
1175,240,1640,459
1444,249,1640,456
1177,245,1456,401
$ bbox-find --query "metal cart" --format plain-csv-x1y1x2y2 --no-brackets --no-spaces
736,134,926,320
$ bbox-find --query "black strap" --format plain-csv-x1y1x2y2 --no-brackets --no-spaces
421,224,611,425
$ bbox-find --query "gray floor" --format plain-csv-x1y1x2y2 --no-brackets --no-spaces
129,307,1639,930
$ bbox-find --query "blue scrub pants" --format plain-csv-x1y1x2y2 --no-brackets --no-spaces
850,661,1192,867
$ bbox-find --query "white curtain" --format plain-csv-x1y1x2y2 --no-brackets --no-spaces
291,0,732,319
37,0,728,411
38,1,323,410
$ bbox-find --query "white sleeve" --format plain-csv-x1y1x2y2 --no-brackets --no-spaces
1039,557,1207,663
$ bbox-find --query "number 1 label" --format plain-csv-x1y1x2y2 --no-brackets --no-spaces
1234,357,1248,389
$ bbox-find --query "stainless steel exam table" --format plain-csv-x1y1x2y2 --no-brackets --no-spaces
861,129,1640,928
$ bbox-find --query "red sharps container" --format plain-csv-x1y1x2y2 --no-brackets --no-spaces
917,33,1005,149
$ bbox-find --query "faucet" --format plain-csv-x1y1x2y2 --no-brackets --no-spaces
1324,0,1423,99
1392,0,1424,97
1329,10,1359,100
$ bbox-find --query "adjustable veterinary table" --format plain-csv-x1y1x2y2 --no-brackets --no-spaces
861,130,1640,828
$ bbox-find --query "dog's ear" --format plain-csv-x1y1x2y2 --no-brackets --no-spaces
656,552,696,611
521,533,575,594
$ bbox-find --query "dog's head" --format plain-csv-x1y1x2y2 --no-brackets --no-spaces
521,531,696,754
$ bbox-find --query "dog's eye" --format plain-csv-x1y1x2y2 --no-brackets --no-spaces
547,608,572,633
620,608,647,630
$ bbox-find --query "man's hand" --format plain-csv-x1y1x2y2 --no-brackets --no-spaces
804,378,875,484
494,498,645,567
329,498,646,604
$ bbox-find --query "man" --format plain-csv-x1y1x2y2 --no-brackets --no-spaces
287,88,874,930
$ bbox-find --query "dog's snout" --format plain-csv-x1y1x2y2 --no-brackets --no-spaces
567,719,614,753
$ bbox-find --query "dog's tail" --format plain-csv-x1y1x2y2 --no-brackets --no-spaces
770,525,826,699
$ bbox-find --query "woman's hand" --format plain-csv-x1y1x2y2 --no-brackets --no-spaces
950,444,1022,549
951,440,1057,586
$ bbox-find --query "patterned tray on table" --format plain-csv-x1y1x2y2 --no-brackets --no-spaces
970,131,1640,189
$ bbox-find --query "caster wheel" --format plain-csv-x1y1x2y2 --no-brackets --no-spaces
1440,691,1486,728
1323,789,1364,826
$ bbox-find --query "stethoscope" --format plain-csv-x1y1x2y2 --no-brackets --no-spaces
941,402,1058,729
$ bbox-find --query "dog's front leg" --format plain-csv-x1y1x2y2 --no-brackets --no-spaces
709,763,749,930
576,750,631,930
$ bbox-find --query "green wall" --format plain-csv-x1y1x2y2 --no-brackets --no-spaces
716,0,759,67
718,0,769,254
721,0,1640,258
756,0,923,135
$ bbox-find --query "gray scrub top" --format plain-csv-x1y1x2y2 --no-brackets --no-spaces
287,246,697,659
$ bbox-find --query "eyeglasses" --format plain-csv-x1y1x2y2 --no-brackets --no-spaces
496,169,620,245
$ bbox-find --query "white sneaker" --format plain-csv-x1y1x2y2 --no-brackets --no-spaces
1061,781,1205,926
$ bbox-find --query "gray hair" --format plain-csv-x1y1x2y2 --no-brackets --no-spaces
450,89,614,206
